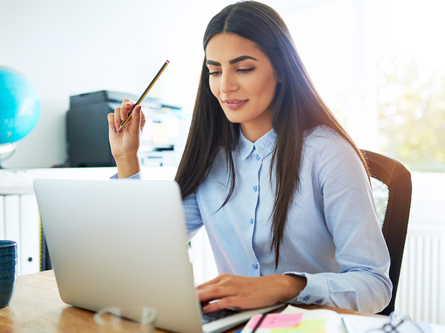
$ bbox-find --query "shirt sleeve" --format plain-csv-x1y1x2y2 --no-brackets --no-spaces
183,193,204,242
110,171,142,179
283,132,392,314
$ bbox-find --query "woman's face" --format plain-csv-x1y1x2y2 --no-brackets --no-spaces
205,33,280,141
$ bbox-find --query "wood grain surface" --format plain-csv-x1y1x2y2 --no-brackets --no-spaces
0,270,375,332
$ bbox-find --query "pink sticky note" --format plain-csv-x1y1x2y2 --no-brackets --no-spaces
247,315,263,329
247,313,303,329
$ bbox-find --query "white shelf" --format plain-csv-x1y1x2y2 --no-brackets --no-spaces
0,167,178,195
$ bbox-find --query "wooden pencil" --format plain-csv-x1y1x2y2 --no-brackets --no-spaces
117,60,170,132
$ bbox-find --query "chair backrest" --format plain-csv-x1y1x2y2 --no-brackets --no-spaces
362,150,412,315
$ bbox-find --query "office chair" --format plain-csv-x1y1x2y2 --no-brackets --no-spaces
362,150,412,316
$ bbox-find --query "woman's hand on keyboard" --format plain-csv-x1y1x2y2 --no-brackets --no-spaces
196,273,307,313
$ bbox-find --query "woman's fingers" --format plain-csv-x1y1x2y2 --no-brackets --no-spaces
113,99,136,132
108,98,142,161
196,274,223,289
107,113,116,133
196,274,304,313
198,284,234,304
114,107,122,131
125,105,141,133
197,274,241,311
119,99,135,125
202,297,238,313
111,99,141,135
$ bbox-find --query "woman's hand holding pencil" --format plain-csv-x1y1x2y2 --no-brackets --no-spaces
107,99,146,178
107,60,169,178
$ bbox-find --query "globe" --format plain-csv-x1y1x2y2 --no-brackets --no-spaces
0,67,40,144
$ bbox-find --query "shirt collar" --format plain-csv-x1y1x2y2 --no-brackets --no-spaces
238,128,277,160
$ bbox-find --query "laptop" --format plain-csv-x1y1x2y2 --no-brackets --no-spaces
33,179,281,333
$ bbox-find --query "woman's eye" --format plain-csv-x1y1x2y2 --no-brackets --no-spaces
209,71,221,76
238,67,255,73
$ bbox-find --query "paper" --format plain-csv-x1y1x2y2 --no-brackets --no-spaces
271,319,326,333
279,306,344,333
343,314,436,333
244,305,443,333
242,310,327,333
247,313,303,329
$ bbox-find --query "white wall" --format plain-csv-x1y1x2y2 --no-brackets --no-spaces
0,0,288,168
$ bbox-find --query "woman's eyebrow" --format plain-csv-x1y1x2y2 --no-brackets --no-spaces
206,55,258,66
229,55,258,64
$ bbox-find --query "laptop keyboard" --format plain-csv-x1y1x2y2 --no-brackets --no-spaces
201,307,242,324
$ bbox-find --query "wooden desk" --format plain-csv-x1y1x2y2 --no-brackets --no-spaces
0,271,373,332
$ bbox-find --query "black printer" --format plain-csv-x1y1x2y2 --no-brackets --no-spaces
66,90,181,167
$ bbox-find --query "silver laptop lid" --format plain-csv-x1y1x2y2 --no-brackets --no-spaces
33,179,203,333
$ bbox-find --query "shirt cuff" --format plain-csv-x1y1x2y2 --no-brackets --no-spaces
110,171,142,179
283,272,329,306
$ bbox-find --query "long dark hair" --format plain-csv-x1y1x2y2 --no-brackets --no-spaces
175,1,369,268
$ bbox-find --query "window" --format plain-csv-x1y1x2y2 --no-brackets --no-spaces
279,0,445,171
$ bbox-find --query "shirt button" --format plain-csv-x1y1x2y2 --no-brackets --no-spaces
253,186,258,192
315,299,323,304
256,154,260,161
303,296,310,302
250,218,254,224
253,264,258,270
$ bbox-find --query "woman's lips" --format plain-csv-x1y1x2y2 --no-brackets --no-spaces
222,99,248,110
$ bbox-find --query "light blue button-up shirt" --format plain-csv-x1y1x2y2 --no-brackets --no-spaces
116,125,392,313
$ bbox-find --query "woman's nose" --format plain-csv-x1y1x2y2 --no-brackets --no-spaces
220,72,237,93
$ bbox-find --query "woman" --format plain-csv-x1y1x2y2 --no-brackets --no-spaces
108,1,392,314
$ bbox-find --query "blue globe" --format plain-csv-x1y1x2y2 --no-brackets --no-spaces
0,67,40,144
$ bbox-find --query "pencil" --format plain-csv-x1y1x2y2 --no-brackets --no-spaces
117,60,170,132
252,314,267,333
